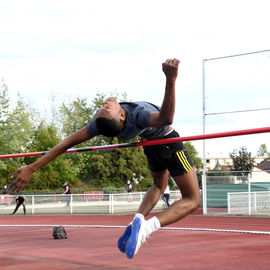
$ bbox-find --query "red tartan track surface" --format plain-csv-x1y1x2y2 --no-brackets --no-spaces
0,213,270,270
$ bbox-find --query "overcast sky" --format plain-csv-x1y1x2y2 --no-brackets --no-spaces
0,0,270,157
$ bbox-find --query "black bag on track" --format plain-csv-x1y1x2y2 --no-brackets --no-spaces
52,226,67,239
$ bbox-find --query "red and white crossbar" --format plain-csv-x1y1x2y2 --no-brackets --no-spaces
0,126,270,159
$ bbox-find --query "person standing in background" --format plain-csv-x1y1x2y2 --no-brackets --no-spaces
126,180,132,193
63,182,71,206
11,195,26,215
2,185,8,194
163,184,170,207
126,180,133,202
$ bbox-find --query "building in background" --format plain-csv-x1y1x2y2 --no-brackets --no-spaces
205,154,268,171
205,154,270,184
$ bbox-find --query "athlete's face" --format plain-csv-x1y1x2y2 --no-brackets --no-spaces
96,97,124,123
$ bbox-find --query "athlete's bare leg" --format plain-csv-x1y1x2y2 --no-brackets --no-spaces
137,168,201,226
137,169,169,216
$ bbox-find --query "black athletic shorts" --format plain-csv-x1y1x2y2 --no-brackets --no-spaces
143,130,193,177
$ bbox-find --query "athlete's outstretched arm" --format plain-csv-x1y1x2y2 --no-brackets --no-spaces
10,127,92,192
148,58,180,127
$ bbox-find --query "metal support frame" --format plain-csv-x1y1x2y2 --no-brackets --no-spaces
202,49,270,215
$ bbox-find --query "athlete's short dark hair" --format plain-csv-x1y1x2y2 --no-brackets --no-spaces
95,117,122,137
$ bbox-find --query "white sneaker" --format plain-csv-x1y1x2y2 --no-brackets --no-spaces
125,217,149,259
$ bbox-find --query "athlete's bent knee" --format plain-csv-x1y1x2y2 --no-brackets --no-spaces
189,197,201,213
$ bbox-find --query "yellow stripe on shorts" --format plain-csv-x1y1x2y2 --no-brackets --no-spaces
176,150,192,172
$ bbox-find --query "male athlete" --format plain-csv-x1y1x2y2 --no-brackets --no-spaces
10,58,201,259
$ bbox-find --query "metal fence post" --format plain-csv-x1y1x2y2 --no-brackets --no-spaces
227,193,231,214
70,195,73,214
32,195,34,215
248,173,251,215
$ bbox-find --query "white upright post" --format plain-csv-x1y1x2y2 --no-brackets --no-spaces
227,193,231,214
248,173,251,215
109,194,114,214
70,195,73,214
202,58,207,215
32,195,35,215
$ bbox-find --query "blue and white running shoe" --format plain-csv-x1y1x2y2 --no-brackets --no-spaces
117,224,132,253
125,217,148,259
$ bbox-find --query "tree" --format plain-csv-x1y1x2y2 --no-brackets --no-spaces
58,92,151,189
0,80,10,186
257,144,269,157
0,79,9,124
0,90,35,187
0,86,203,192
59,94,104,181
88,136,150,189
183,142,202,169
60,97,95,136
0,80,10,157
24,122,80,190
229,146,254,176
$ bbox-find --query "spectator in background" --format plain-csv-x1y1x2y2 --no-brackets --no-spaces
126,180,132,193
2,185,8,194
126,180,133,202
63,182,71,206
11,195,26,215
163,185,170,207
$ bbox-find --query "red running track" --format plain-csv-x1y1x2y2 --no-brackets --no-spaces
0,214,270,270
